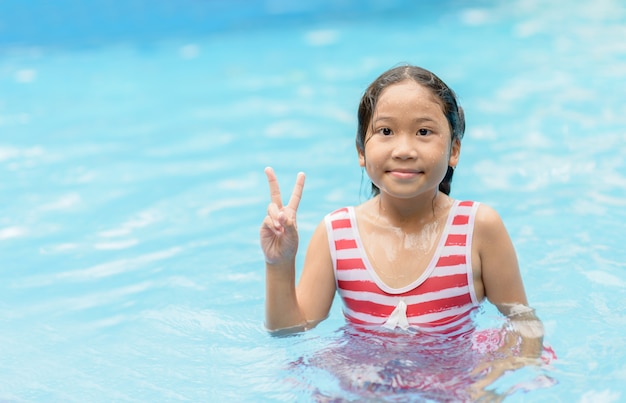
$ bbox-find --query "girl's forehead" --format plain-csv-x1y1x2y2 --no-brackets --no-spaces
375,80,444,112
379,80,436,99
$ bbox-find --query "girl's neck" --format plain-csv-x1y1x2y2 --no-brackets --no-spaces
373,191,453,229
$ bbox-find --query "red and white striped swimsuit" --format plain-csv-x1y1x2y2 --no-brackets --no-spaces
325,200,482,336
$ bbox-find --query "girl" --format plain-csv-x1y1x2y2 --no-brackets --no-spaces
260,65,547,393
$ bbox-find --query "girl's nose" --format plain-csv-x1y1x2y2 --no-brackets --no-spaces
392,135,417,160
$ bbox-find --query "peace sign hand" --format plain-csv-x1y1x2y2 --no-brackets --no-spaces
260,167,306,265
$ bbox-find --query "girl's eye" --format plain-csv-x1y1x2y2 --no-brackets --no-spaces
417,128,430,136
380,127,392,136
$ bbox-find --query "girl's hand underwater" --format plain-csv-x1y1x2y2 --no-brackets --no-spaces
260,167,306,266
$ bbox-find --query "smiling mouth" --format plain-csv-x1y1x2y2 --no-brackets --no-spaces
388,169,422,179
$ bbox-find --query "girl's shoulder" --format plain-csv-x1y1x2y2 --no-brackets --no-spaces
471,203,511,241
474,203,505,224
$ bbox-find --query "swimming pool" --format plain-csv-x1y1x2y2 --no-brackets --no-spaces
1,0,625,401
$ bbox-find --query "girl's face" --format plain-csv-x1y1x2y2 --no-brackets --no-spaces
359,79,460,201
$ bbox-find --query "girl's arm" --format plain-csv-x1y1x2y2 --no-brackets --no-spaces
261,168,335,332
475,204,544,357
470,204,546,397
294,220,336,328
264,221,335,332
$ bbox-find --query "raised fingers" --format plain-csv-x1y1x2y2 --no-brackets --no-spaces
264,167,283,209
265,168,306,212
287,172,306,211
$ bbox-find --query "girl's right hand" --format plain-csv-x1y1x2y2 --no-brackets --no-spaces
260,167,305,265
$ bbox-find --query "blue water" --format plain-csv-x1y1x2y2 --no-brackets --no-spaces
1,0,626,401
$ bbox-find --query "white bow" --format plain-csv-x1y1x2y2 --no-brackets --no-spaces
383,299,409,330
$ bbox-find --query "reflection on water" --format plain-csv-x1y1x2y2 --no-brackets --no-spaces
287,316,556,402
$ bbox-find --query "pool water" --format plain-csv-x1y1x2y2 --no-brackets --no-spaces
1,0,626,401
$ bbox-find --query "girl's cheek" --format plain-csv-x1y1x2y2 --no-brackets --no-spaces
433,149,447,162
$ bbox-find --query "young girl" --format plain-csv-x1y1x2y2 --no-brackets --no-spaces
260,65,548,393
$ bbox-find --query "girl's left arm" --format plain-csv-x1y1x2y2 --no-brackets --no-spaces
475,203,544,357
469,204,547,398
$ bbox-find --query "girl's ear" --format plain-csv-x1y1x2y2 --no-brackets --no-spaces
357,144,366,167
448,138,461,168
